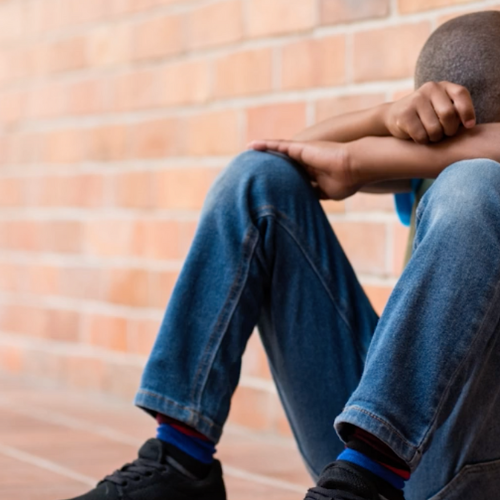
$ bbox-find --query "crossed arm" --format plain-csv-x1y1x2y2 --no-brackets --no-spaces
248,82,500,200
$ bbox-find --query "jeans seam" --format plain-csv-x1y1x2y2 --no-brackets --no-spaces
190,224,260,413
412,268,500,464
342,404,419,450
136,389,221,432
253,206,365,355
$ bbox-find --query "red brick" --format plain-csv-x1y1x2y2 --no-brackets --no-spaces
229,386,275,431
42,221,84,254
88,25,131,67
88,315,128,351
321,0,389,25
25,0,67,34
246,0,316,38
126,318,159,355
241,334,273,380
148,271,178,308
101,362,142,399
0,262,22,293
84,220,135,257
0,346,23,374
57,267,104,301
392,222,410,276
65,356,104,391
106,268,151,307
28,83,67,119
0,90,26,124
0,1,23,44
66,0,109,25
315,94,386,123
48,37,89,73
163,60,210,106
0,178,23,207
246,102,307,142
0,262,20,293
346,192,395,213
111,0,179,15
153,168,221,210
214,48,273,98
67,175,105,208
45,309,81,342
364,284,392,316
86,125,129,161
133,220,182,259
282,36,346,90
25,265,59,296
332,221,387,275
12,133,43,165
1,304,80,342
275,407,294,439
0,304,46,338
353,23,431,82
188,0,243,49
112,68,163,111
129,118,184,158
185,110,240,156
132,15,184,61
3,220,41,252
114,171,153,208
43,129,84,164
399,0,475,14
65,79,106,115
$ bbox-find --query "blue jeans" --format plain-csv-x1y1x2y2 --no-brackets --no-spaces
135,151,500,500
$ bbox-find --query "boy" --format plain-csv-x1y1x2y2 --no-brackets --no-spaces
65,11,500,500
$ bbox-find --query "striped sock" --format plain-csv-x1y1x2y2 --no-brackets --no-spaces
156,414,216,478
336,427,410,497
346,427,410,482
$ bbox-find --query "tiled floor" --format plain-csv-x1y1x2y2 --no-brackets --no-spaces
0,374,312,499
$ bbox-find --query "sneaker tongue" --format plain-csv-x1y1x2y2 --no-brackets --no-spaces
138,438,168,463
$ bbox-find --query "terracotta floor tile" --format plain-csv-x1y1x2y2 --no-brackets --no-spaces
0,374,311,499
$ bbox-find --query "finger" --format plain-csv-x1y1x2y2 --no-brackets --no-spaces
429,86,461,137
247,139,291,153
416,100,445,143
443,82,476,129
401,111,430,144
247,139,316,176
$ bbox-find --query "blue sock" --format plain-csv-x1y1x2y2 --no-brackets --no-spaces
157,422,216,465
337,449,406,490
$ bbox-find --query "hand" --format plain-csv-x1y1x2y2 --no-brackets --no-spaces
383,81,476,144
248,139,358,200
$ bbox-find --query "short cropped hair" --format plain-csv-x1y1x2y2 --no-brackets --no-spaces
415,11,500,124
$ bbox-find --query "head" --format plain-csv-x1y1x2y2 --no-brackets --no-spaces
415,11,500,124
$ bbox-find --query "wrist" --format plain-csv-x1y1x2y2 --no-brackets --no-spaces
374,102,392,136
344,140,365,188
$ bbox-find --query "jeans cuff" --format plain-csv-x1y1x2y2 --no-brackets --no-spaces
334,405,421,471
134,388,223,443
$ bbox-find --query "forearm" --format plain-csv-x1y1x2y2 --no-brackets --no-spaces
349,124,500,186
294,103,390,143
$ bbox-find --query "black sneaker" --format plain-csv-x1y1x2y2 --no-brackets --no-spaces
62,438,227,500
304,461,404,500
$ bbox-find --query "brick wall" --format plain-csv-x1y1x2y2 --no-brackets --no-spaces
0,0,497,438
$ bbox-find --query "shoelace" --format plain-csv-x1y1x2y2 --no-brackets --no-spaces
101,457,169,490
305,486,369,500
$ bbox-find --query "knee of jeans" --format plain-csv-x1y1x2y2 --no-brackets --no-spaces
204,149,310,210
419,158,500,227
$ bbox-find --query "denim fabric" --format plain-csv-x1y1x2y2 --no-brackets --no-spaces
135,151,500,499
